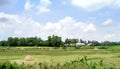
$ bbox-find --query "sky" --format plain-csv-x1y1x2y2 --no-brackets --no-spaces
0,0,120,41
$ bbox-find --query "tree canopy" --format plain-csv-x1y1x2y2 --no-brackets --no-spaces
0,35,120,47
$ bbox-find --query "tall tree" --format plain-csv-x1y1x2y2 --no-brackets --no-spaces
7,37,15,46
0,40,8,46
47,35,62,47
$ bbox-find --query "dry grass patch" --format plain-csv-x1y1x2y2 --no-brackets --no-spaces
11,55,37,64
94,47,99,50
24,55,35,61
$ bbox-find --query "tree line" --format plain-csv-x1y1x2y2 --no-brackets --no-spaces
0,35,120,47
0,35,63,47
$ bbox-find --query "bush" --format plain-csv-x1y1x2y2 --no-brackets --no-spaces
80,46,94,49
97,46,108,49
0,62,20,69
74,46,81,49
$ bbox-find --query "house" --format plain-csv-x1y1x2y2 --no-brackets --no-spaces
87,43,92,46
64,43,86,47
64,43,75,46
76,43,85,46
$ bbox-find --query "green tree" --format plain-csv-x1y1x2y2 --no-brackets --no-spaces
91,40,101,46
65,38,71,45
26,37,37,46
47,35,62,47
7,37,18,46
17,38,27,46
0,40,8,46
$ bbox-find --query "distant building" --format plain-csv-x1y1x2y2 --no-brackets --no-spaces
64,43,86,47
64,44,75,46
87,43,92,46
76,43,85,46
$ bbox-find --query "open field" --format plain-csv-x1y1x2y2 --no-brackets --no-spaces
0,46,120,68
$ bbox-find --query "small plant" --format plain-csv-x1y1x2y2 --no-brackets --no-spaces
0,61,20,69
80,56,88,64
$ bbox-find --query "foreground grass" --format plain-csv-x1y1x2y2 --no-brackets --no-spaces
0,46,120,68
0,56,113,69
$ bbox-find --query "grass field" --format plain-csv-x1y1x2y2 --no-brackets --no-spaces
0,46,120,68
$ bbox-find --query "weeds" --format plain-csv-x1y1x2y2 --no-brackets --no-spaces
0,56,114,69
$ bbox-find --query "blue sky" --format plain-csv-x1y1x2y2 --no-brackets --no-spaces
0,0,120,41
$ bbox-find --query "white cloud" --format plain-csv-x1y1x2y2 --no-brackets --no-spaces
102,19,112,26
24,0,51,14
36,6,50,14
71,0,120,11
0,12,41,38
40,0,51,6
0,13,96,40
104,34,115,39
24,0,33,11
36,0,51,14
0,12,120,41
114,0,120,8
83,24,96,32
41,17,97,39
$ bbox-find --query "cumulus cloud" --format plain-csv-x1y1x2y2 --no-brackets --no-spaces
71,0,120,11
24,0,51,14
40,0,51,6
24,0,33,11
36,0,51,14
102,19,112,26
0,0,11,7
41,17,96,39
0,12,120,41
0,12,41,38
114,0,120,8
36,6,50,14
0,12,96,40
104,34,115,39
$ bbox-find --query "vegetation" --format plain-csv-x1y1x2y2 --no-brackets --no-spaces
0,35,120,47
0,56,114,69
0,46,120,69
0,35,63,47
0,35,120,69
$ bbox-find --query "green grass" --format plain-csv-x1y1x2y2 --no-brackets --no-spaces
107,46,120,50
0,56,114,69
0,46,120,68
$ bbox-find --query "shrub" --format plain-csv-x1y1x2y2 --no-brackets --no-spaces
97,46,108,49
0,62,20,69
80,46,94,49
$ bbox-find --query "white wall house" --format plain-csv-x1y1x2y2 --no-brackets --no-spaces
64,42,90,47
76,43,85,46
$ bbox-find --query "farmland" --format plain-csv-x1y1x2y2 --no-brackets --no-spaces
0,46,120,69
